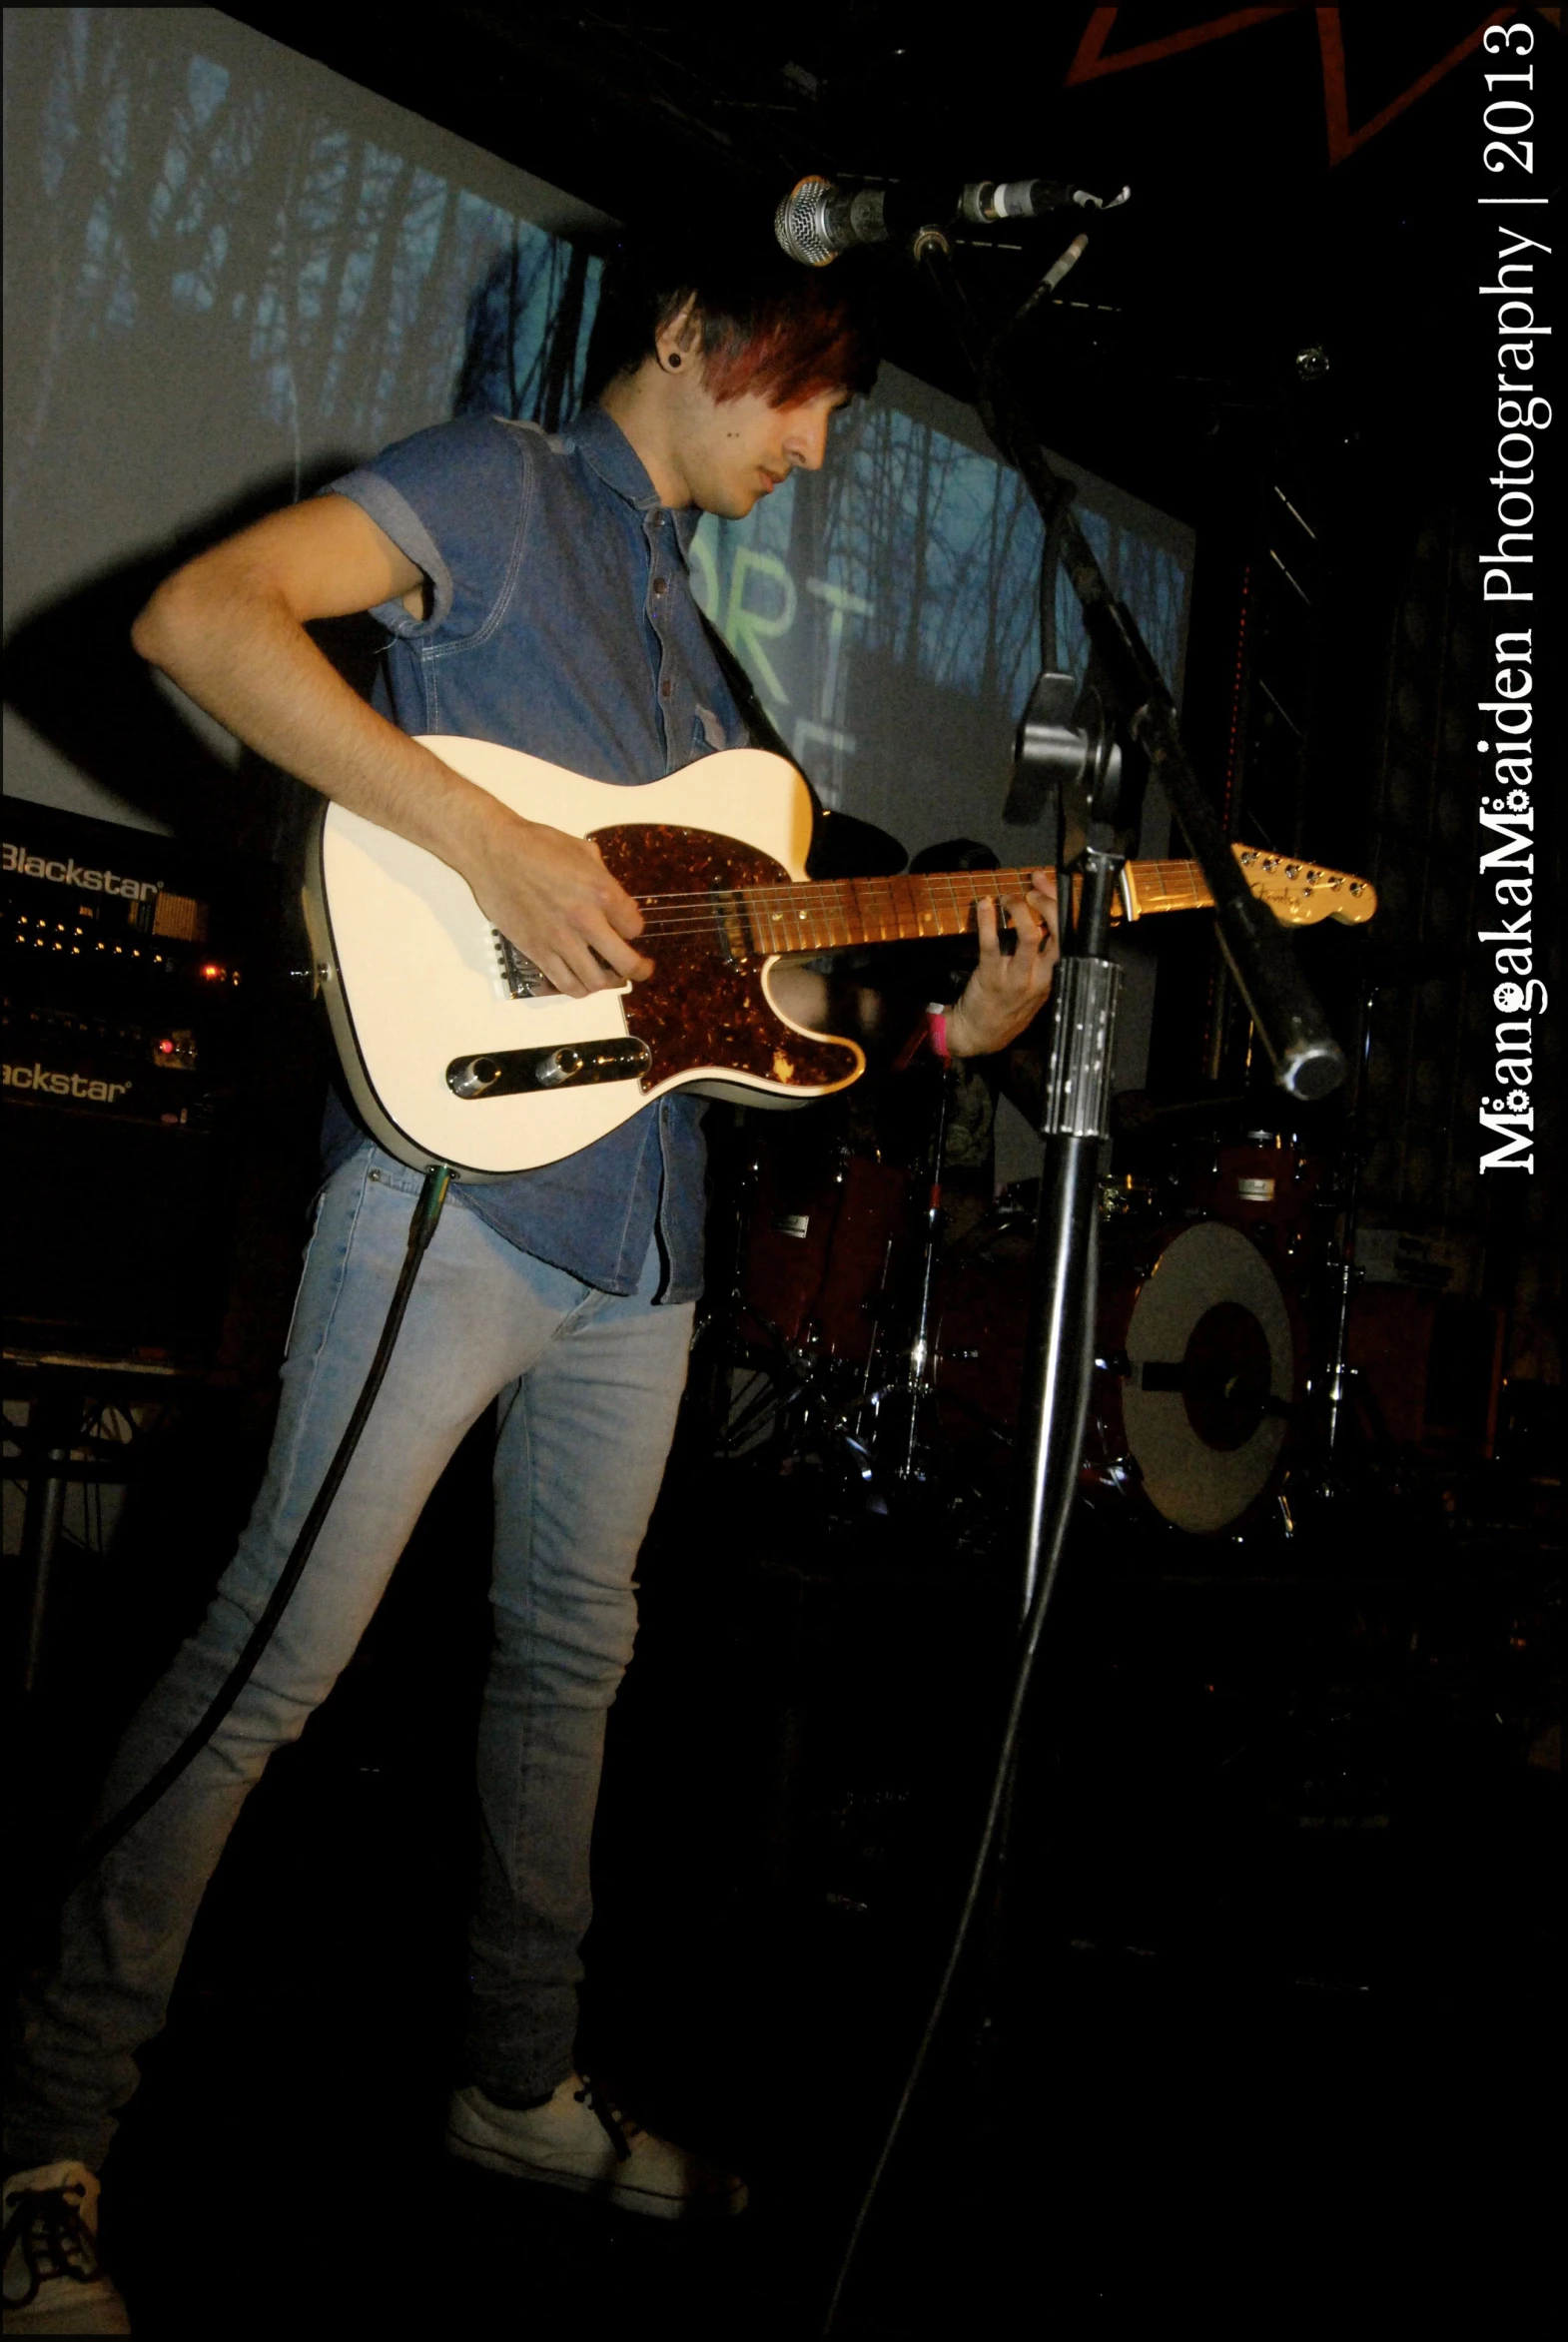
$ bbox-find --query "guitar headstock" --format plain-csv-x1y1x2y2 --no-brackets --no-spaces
1231,843,1377,926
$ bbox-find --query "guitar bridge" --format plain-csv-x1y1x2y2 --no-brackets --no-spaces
494,932,556,999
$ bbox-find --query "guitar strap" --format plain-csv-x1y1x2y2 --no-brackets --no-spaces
698,608,794,765
697,610,832,866
696,610,907,885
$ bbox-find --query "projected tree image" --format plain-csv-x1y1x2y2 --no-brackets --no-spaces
4,14,601,517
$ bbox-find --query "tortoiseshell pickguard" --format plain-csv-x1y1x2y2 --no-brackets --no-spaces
590,824,860,1095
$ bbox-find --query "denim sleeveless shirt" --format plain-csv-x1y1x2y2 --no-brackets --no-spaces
320,406,751,1301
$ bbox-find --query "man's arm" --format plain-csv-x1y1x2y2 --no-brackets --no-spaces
132,495,651,998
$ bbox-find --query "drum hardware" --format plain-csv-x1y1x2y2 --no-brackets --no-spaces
1298,941,1444,1496
712,1074,1343,1543
708,1070,1349,1537
878,1056,953,1485
1315,972,1378,1480
712,1061,1021,1504
1098,1171,1161,1221
1173,1125,1324,1257
1084,1451,1139,1496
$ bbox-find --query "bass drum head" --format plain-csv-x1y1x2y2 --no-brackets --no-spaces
1111,1219,1296,1535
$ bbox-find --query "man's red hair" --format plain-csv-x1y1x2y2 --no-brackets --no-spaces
584,230,879,410
696,296,875,409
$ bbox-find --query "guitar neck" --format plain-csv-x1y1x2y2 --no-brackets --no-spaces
729,858,1215,955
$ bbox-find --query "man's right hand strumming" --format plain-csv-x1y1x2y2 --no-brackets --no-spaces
460,803,652,998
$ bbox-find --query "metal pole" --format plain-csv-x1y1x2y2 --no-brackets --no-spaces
895,1060,951,1482
20,1391,76,1695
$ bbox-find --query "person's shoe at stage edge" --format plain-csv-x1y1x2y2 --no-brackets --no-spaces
2,2163,131,2337
446,2072,748,2219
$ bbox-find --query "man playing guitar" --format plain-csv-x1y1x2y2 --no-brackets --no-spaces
3,229,1058,2334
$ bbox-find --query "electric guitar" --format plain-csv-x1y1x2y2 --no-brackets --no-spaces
302,737,1376,1177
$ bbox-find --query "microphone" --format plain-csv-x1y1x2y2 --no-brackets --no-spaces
775,175,1129,266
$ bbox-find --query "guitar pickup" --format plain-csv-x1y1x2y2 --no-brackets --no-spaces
446,1039,653,1098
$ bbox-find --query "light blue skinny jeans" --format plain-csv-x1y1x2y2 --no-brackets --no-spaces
7,1145,693,2171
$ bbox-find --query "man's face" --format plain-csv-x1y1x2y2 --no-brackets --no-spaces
675,380,850,519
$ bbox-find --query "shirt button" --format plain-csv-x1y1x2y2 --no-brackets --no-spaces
660,678,673,700
652,576,667,596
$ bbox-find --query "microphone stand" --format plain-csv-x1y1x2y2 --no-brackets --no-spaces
935,224,1352,1964
821,229,1349,2336
912,219,1345,1619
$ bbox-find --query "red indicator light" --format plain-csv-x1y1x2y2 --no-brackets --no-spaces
200,963,225,979
158,1039,175,1055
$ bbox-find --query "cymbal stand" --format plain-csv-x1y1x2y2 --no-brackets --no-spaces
1319,966,1378,1476
869,1056,953,1485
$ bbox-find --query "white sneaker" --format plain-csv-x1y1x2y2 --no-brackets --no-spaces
446,2074,748,2220
2,2163,130,2336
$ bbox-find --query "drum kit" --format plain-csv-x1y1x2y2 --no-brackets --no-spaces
699,1070,1343,1548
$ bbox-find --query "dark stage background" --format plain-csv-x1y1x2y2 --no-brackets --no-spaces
3,8,1561,2334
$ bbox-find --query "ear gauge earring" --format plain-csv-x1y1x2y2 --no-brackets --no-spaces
666,352,682,370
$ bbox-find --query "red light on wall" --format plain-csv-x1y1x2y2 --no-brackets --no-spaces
199,962,226,980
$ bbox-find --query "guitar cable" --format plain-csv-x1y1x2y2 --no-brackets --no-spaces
67,1163,455,1888
820,1302,1094,2336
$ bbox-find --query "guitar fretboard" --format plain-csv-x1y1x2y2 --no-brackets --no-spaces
629,846,1366,954
728,865,1201,954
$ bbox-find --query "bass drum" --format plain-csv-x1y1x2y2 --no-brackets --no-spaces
1085,1219,1301,1534
933,1213,1301,1535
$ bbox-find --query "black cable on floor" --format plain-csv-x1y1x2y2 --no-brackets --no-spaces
821,1411,1084,2335
67,1163,454,1888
